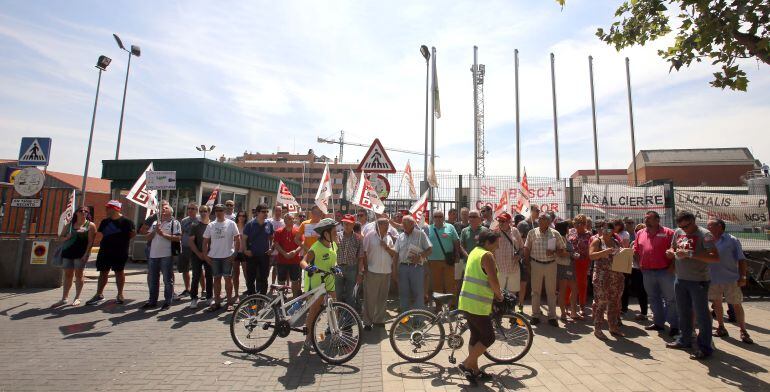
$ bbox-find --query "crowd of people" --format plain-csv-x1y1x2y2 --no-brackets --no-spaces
52,198,754,363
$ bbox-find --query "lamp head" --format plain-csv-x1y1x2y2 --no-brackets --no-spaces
130,45,141,57
96,55,112,70
420,45,430,61
113,34,125,50
210,145,216,151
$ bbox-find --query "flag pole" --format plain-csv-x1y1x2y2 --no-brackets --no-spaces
514,49,521,182
550,53,561,180
626,57,639,186
589,55,600,183
429,46,437,213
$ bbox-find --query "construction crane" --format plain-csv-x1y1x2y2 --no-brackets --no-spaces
317,130,436,163
471,46,486,177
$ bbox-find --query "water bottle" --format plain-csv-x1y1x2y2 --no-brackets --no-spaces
288,300,304,316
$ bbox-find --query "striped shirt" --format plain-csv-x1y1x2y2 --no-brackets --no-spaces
494,227,523,274
337,231,363,266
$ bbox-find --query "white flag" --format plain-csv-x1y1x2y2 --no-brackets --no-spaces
314,163,333,214
126,162,158,218
403,160,417,199
432,48,441,119
515,170,531,216
57,189,76,235
489,188,510,231
345,169,358,202
277,180,300,212
426,160,439,188
205,185,221,207
409,189,430,226
352,172,385,214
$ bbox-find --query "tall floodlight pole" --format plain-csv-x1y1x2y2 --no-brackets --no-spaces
514,49,521,182
81,55,112,207
430,46,437,211
550,53,560,180
113,33,141,160
473,46,479,176
420,45,431,193
626,57,639,186
589,55,600,183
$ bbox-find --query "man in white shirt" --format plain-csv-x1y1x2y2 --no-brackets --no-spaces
203,204,241,311
144,203,181,311
361,217,398,330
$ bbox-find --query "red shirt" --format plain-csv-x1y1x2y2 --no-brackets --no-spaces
633,226,674,270
275,226,302,265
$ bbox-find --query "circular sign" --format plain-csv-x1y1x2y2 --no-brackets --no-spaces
14,167,45,197
369,174,391,200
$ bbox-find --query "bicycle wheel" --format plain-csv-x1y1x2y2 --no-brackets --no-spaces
389,309,445,363
483,312,533,364
312,301,363,364
230,294,277,354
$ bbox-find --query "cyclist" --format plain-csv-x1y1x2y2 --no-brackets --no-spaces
300,218,341,351
457,230,503,383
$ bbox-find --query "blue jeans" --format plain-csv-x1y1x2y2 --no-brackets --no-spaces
642,269,678,329
335,264,360,311
398,264,425,312
675,279,713,354
148,257,175,305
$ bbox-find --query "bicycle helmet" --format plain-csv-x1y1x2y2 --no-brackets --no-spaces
313,218,338,235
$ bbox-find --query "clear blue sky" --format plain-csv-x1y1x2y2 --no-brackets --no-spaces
1,0,768,179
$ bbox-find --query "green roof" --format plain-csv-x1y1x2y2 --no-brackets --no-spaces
101,158,300,194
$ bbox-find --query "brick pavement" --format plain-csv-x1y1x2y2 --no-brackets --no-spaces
1,272,769,391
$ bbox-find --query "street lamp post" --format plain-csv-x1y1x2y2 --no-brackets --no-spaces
195,145,216,159
81,55,111,207
420,45,430,195
113,33,141,160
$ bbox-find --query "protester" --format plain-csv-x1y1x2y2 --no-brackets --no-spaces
454,207,470,234
203,203,241,311
665,211,720,360
613,219,631,248
362,217,398,330
447,208,458,225
566,214,592,318
458,230,503,383
555,220,579,322
395,215,433,312
224,200,236,221
514,213,529,312
624,218,637,243
459,210,490,298
480,205,494,229
299,218,340,351
335,214,364,310
188,204,214,308
232,211,249,299
86,201,136,306
622,222,649,321
362,212,399,238
492,212,523,300
144,203,181,311
52,207,96,308
588,219,625,338
516,205,540,238
273,213,303,298
297,205,323,256
356,210,369,227
634,211,679,336
427,209,461,306
177,202,199,299
242,203,273,295
523,214,566,326
707,218,753,344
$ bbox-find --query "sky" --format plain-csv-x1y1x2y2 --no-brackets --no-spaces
1,0,768,180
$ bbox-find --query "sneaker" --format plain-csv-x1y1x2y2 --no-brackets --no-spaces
364,324,373,331
160,303,170,311
518,304,524,313
141,302,157,309
303,340,316,353
689,350,711,360
85,295,104,306
740,330,754,344
189,299,198,309
179,290,191,298
645,324,665,331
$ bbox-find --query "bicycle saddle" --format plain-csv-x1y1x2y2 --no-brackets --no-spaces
270,284,292,292
432,292,454,303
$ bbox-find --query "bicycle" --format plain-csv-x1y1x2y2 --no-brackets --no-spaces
389,290,533,365
230,271,364,364
745,253,770,294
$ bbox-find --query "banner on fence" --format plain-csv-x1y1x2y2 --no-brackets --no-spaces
580,183,666,222
674,190,768,226
471,178,565,217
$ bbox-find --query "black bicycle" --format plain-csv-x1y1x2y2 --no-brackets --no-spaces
746,253,770,294
389,291,533,365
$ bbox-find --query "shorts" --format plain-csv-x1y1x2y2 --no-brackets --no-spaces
177,247,192,273
62,257,86,270
498,271,521,292
557,264,576,281
454,259,466,280
211,257,234,277
708,282,743,304
277,264,301,282
520,259,530,281
465,313,495,347
95,254,127,272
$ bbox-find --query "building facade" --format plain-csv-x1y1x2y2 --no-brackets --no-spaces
627,148,760,186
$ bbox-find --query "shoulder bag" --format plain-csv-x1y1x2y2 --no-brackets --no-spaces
433,227,457,266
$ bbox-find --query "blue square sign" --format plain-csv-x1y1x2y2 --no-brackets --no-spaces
18,137,52,167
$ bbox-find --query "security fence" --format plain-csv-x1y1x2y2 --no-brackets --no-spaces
0,185,73,237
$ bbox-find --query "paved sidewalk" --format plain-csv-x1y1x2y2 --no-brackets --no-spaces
1,275,769,391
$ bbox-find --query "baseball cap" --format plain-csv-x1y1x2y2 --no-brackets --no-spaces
495,212,512,223
341,214,356,224
106,200,122,211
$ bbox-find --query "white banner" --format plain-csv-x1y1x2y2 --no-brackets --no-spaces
580,183,666,222
315,163,332,214
126,163,158,218
352,173,384,214
675,190,768,227
471,177,565,218
277,180,300,212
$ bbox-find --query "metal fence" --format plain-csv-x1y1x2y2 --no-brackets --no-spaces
0,185,73,237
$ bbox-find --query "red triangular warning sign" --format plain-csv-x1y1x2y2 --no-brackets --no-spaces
355,138,396,173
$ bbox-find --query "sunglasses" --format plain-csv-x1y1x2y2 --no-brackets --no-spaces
187,207,197,210
214,209,224,212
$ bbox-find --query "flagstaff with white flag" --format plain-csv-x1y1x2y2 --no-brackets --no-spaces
515,169,531,216
352,171,384,214
408,189,430,227
277,180,300,212
315,163,333,214
403,160,418,199
126,162,158,218
57,189,76,235
205,185,221,207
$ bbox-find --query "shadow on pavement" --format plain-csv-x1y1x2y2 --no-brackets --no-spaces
603,335,655,360
704,349,770,391
531,323,584,343
386,360,538,391
0,302,28,317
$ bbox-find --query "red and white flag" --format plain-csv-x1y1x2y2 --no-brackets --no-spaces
494,188,509,217
352,172,385,214
126,162,158,218
515,170,531,216
403,160,417,199
345,169,358,203
57,189,76,235
314,163,333,214
408,189,430,226
205,185,221,207
277,180,300,212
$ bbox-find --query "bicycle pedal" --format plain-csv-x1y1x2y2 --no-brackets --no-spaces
302,326,308,335
448,357,456,364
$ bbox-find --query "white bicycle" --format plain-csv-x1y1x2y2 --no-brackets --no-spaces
230,271,364,364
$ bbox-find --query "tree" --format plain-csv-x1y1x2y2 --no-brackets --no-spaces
569,1,770,91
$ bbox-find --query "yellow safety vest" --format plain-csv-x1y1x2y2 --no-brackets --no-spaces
458,247,495,316
304,241,337,292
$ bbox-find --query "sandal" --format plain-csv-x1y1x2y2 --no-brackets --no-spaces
740,330,753,344
458,363,477,382
713,326,729,338
594,329,608,340
610,329,625,337
207,303,221,312
115,296,125,305
226,304,235,312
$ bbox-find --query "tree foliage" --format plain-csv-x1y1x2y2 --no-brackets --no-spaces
582,1,769,91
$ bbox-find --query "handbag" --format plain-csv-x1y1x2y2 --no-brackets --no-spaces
171,220,182,256
52,223,77,268
433,227,457,265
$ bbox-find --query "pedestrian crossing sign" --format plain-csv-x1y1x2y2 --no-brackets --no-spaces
18,137,52,167
356,138,396,173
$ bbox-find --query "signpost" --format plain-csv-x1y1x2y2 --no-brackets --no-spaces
11,198,42,208
30,241,50,265
13,167,45,197
146,171,177,191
